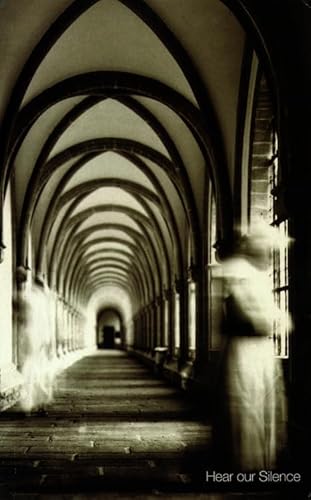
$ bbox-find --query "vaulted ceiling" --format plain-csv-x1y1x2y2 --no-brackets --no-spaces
0,0,245,320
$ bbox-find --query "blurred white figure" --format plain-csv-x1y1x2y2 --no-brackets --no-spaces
215,221,290,471
18,285,55,413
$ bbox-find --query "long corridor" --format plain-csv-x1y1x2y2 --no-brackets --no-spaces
0,351,298,499
1,2,310,496
0,350,213,498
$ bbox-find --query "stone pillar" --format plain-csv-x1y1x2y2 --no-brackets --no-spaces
72,310,78,350
144,306,149,351
175,276,188,368
187,262,199,359
140,310,144,350
56,296,65,356
146,304,153,353
137,312,142,350
63,301,70,354
67,306,72,351
165,287,174,358
163,289,171,348
151,300,157,353
78,313,83,349
155,295,163,346
144,307,148,352
132,316,137,349
173,287,180,357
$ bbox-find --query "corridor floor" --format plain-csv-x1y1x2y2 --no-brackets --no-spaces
0,350,287,499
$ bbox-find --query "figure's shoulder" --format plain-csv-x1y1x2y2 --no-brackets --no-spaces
222,256,254,280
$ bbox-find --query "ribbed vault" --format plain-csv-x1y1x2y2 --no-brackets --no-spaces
0,0,245,348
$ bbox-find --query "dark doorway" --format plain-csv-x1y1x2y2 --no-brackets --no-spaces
102,325,115,348
97,308,124,349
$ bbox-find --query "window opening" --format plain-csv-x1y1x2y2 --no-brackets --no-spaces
249,74,289,358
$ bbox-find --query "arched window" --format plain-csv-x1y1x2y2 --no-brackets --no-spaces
249,71,290,358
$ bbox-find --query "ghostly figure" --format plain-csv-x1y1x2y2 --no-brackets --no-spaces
17,285,55,413
213,222,290,471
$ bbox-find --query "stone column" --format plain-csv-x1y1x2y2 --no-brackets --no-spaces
147,304,153,353
143,306,149,351
164,288,173,350
175,276,188,369
166,287,175,358
155,295,163,347
151,300,157,353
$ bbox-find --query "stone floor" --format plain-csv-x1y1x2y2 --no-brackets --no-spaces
0,350,300,499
